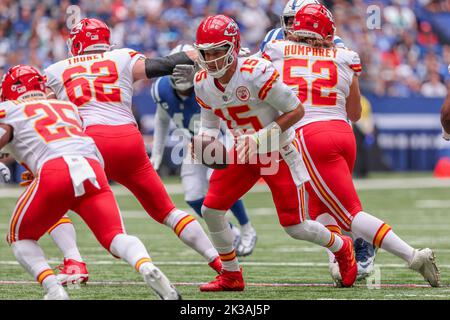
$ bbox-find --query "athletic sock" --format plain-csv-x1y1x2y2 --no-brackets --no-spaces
48,216,83,262
351,211,415,263
284,220,344,253
12,240,60,292
109,233,153,271
202,205,240,271
164,209,218,263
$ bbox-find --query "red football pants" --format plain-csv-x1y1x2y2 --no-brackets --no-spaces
203,148,307,227
85,124,175,223
8,158,124,250
297,120,362,231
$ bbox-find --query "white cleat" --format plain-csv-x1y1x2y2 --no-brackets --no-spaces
141,264,181,300
44,285,70,300
230,224,241,249
409,248,441,287
329,259,342,287
236,224,257,257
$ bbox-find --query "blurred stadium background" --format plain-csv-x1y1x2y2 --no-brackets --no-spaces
0,0,450,300
0,0,449,180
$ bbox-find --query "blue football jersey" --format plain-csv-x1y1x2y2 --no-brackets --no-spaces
150,76,200,135
259,27,346,52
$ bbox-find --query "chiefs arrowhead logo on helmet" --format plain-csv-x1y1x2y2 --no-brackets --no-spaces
224,21,238,37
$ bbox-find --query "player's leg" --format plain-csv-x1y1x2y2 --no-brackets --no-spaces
72,159,180,300
200,161,260,291
182,161,241,250
8,160,76,299
87,125,220,272
205,166,256,256
299,122,440,286
262,158,356,287
47,215,88,285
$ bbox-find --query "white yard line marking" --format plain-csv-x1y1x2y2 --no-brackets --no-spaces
0,280,448,289
2,177,450,198
416,200,450,208
1,260,450,268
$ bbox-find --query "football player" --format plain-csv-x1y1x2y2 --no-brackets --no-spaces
0,65,180,300
263,4,440,287
193,15,358,291
151,44,258,257
42,18,222,285
260,0,378,281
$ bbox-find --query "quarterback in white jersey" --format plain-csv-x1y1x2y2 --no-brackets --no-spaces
40,17,223,285
193,15,359,292
0,65,181,300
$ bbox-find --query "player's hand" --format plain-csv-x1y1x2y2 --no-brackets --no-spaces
19,170,34,187
173,64,196,89
238,47,251,57
236,134,258,163
150,154,162,171
0,162,11,184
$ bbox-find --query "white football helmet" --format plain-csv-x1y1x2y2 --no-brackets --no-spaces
281,0,320,34
169,44,195,91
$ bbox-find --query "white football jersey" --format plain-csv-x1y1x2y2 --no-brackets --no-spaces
0,99,100,174
263,40,362,129
45,48,145,128
194,56,300,148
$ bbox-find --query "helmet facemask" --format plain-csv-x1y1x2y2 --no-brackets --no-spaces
195,43,236,79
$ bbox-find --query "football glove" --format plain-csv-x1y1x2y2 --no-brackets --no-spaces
0,162,10,184
19,170,34,187
172,64,196,90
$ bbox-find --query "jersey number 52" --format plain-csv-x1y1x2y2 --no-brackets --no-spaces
284,59,338,106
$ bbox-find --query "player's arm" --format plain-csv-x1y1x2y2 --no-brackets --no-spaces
46,87,56,99
440,91,450,140
132,50,198,82
345,75,362,123
151,105,171,170
0,123,13,150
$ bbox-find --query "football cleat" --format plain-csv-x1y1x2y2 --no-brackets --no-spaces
44,285,70,300
333,235,357,287
236,224,257,257
56,259,89,286
354,238,378,281
328,258,342,286
208,256,223,274
230,223,241,249
409,248,441,287
141,263,182,300
200,268,245,292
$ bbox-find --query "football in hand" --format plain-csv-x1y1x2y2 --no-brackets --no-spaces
191,135,228,169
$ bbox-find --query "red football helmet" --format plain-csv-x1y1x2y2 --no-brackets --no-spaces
0,65,46,102
67,18,111,56
194,15,241,78
293,4,335,40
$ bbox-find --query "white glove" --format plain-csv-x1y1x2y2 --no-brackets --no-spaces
150,154,162,171
238,47,251,57
442,128,450,141
172,64,196,91
0,162,11,183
